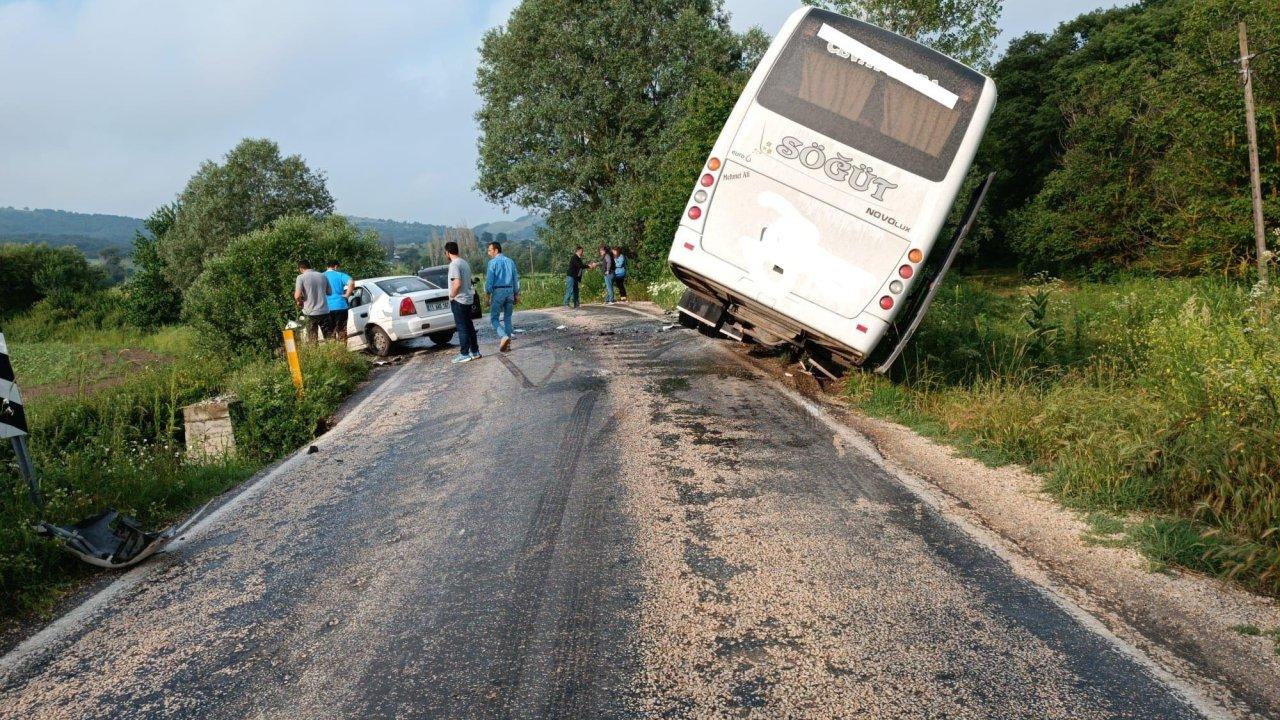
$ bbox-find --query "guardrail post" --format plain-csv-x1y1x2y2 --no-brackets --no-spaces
282,328,305,395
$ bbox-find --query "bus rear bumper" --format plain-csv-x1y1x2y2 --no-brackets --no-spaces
670,261,887,368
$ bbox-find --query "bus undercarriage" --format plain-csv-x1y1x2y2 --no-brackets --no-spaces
675,173,994,377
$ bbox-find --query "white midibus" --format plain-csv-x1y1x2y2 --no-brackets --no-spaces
668,6,997,374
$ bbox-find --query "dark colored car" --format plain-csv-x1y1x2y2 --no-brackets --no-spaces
418,265,484,320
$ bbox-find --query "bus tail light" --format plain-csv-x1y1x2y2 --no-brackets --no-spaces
683,241,695,251
399,297,416,316
908,248,923,263
700,173,714,187
694,189,708,203
879,296,894,310
889,280,904,294
707,157,721,171
899,265,914,279
688,206,702,220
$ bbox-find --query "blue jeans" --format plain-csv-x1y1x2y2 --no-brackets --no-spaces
451,299,478,355
603,274,615,303
490,288,515,339
563,276,579,307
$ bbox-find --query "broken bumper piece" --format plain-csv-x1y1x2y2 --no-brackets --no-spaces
36,507,196,569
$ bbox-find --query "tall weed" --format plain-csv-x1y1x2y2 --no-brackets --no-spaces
847,275,1280,595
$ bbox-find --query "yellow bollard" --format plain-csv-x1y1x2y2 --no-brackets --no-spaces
282,328,305,395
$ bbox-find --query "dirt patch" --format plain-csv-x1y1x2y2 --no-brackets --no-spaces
23,348,165,400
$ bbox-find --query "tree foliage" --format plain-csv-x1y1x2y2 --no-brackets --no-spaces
122,204,184,328
804,0,1002,69
183,215,387,356
474,0,765,278
0,244,104,317
976,0,1278,277
159,139,334,291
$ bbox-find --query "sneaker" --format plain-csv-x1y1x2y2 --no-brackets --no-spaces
499,336,511,352
451,354,474,364
470,352,483,360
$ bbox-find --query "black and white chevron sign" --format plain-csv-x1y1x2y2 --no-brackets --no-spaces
0,332,28,439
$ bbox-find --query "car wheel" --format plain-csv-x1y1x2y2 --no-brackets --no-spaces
369,326,393,357
428,330,456,346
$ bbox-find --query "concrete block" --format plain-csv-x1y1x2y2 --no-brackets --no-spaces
184,395,240,461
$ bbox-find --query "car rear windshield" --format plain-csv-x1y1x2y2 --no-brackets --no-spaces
376,277,433,295
418,268,448,290
757,9,985,181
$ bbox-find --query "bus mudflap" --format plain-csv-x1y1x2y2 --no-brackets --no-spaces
676,289,726,330
872,172,995,375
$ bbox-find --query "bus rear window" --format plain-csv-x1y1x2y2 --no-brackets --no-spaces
757,10,984,182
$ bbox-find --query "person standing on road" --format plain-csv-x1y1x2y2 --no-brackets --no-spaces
612,247,628,302
446,241,481,364
323,260,355,342
599,244,616,304
294,260,330,343
485,241,520,352
564,246,591,309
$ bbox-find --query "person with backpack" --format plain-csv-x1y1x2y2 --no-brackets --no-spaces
612,247,628,302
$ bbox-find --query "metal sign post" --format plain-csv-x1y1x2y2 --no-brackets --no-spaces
1,331,42,509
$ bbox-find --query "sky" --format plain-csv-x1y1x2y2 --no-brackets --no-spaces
0,0,1128,225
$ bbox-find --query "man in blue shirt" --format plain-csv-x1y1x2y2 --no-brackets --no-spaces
323,260,354,341
484,241,520,352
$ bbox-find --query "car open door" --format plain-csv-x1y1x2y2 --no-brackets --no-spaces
347,285,371,351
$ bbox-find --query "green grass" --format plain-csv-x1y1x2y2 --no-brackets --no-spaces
515,270,675,310
845,274,1280,597
0,318,369,620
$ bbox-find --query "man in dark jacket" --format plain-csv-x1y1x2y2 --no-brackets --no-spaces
564,246,592,308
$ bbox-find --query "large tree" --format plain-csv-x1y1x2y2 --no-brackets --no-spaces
159,138,334,291
982,0,1278,276
183,215,386,356
804,0,1002,69
474,0,763,266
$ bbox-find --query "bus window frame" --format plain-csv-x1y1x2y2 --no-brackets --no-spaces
756,9,984,182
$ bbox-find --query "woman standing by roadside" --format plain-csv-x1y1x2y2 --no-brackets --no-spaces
612,247,628,302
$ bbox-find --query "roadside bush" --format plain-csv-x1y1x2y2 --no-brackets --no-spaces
183,214,387,357
0,244,104,317
229,342,369,461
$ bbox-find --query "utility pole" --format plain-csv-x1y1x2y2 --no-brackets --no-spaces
1239,22,1269,287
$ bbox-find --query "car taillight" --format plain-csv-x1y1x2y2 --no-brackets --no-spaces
879,296,894,310
707,157,721,171
908,248,923,263
399,297,416,316
688,206,702,220
899,265,914,279
700,173,714,187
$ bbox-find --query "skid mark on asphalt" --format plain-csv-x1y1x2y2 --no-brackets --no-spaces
490,386,600,710
496,353,537,389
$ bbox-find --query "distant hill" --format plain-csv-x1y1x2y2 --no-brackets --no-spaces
0,207,544,255
0,207,143,255
345,216,451,246
473,214,545,243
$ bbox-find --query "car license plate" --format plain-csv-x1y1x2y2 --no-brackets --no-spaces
427,301,447,312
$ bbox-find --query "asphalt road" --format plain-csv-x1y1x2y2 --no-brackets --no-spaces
0,304,1212,719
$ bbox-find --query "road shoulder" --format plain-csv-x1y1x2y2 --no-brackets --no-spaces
609,301,1280,718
